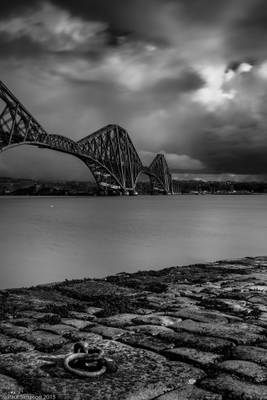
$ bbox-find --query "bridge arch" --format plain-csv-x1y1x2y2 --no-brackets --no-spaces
0,80,172,194
134,168,167,194
0,141,124,193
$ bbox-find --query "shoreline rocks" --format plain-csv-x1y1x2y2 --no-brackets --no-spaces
0,256,266,399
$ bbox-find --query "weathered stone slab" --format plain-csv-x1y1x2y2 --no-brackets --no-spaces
132,314,182,327
203,298,255,315
119,332,176,352
0,373,24,396
258,342,267,349
97,313,138,328
61,318,93,330
249,296,267,306
248,285,267,293
68,311,96,320
20,311,61,324
12,317,37,328
26,330,69,352
0,340,205,400
174,320,265,344
89,324,127,339
218,360,267,383
145,295,170,309
163,296,199,308
135,308,155,315
259,312,267,321
85,306,104,315
62,331,103,344
155,385,222,400
162,309,228,324
0,323,68,352
157,330,234,353
127,324,175,337
164,347,223,367
232,346,267,367
201,373,267,400
0,333,34,353
38,323,77,336
58,280,133,302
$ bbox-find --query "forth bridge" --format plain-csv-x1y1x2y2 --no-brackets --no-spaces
0,81,173,195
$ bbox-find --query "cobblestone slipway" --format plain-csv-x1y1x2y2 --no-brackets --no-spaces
0,257,267,399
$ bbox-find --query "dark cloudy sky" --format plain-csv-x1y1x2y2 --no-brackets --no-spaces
1,0,267,181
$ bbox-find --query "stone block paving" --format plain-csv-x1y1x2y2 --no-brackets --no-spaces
0,256,266,399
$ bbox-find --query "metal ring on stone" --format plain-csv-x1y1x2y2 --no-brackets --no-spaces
73,342,104,359
64,353,107,377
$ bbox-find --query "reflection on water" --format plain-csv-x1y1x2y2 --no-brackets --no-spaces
0,195,266,289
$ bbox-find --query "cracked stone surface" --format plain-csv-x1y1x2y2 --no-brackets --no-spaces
0,342,204,400
0,373,24,396
164,347,223,367
218,359,267,383
200,373,267,400
0,256,266,399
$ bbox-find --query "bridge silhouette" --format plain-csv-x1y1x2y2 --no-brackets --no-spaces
0,80,173,195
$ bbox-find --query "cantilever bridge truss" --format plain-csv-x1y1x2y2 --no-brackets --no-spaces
0,80,173,194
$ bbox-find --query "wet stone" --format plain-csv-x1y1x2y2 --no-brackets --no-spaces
175,320,265,344
164,347,223,368
134,308,155,315
155,385,222,400
163,296,199,308
118,332,176,353
0,373,24,396
232,346,267,367
157,330,235,353
218,359,267,383
0,322,32,338
38,323,77,336
132,314,182,327
60,318,93,330
68,311,96,321
127,324,175,337
26,330,69,352
84,306,104,316
249,296,267,306
12,318,36,328
0,333,34,353
258,342,267,349
203,298,255,315
20,311,61,324
88,324,127,339
0,340,205,400
201,373,267,400
259,312,267,322
162,309,228,324
97,313,138,328
62,331,103,343
0,324,68,352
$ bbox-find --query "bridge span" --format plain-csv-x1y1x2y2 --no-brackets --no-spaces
0,80,173,195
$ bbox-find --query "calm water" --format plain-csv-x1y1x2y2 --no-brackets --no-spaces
0,195,266,289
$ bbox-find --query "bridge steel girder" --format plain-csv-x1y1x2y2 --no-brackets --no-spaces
0,80,172,194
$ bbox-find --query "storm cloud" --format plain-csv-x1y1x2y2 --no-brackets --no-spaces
0,0,267,180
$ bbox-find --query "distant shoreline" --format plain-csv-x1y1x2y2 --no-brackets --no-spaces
0,192,267,198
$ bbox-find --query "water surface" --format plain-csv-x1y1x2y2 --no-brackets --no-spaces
0,195,266,289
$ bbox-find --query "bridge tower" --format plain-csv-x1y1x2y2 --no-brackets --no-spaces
149,154,173,194
77,124,143,195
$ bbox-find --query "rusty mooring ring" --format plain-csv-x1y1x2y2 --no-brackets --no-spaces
64,341,117,378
